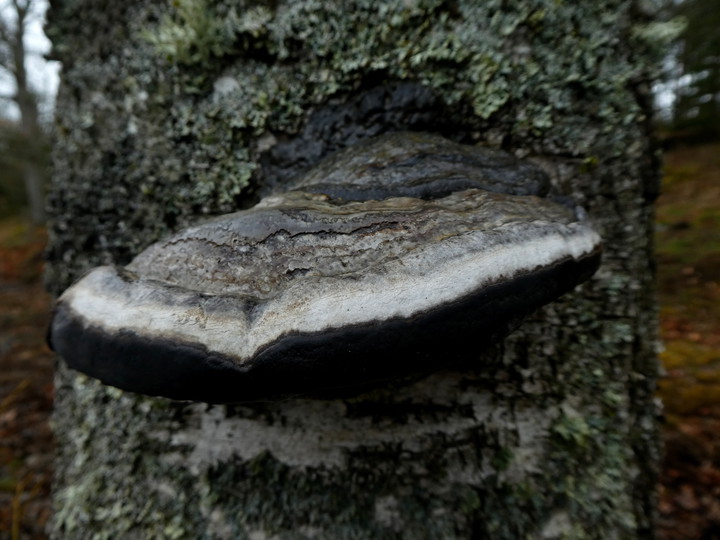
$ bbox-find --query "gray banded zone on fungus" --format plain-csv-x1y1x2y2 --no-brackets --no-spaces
48,132,602,402
127,189,587,299
54,192,599,364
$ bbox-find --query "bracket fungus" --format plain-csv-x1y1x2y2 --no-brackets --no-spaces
49,132,602,403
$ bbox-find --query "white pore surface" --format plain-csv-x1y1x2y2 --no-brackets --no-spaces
62,223,600,364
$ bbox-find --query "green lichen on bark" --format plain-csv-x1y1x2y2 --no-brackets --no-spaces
47,0,663,538
47,0,659,292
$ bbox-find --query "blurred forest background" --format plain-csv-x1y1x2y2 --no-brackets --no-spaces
660,0,720,143
0,0,718,538
0,0,53,226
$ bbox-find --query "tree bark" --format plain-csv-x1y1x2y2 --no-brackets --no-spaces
46,1,663,538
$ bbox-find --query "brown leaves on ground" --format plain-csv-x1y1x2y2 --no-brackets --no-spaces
657,142,720,540
659,416,720,540
0,220,53,540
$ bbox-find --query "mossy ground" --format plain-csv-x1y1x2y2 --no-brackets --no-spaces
655,142,720,539
656,142,720,418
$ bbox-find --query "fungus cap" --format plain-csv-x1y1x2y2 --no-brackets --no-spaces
49,133,602,403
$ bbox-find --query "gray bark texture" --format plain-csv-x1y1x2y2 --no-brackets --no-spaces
45,1,665,538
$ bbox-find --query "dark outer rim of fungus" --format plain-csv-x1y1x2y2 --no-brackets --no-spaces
49,248,600,403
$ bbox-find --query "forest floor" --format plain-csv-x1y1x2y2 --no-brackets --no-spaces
0,142,718,538
0,220,53,539
656,142,720,540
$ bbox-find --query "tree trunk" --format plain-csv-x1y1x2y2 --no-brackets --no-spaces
12,0,46,224
17,92,46,224
21,159,45,223
46,1,663,538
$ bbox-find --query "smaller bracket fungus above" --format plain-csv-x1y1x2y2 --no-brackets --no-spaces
49,132,602,403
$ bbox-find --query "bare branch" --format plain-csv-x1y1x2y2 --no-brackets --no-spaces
0,16,12,43
10,0,33,17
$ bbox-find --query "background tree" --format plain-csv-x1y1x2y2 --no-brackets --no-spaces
46,0,664,537
668,0,720,139
0,118,26,216
0,0,48,223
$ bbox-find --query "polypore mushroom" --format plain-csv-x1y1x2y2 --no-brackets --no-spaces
49,132,602,403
